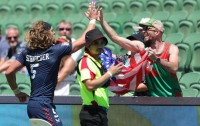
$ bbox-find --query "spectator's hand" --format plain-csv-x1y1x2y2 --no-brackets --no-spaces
108,62,123,76
98,8,103,23
85,2,100,20
147,47,157,62
15,92,29,103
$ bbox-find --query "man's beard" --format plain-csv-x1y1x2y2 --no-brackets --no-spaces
144,40,151,47
9,42,18,48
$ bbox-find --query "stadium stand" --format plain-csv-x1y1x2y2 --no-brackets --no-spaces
38,0,55,7
0,74,7,84
103,12,117,23
183,32,200,50
111,1,128,15
132,11,152,23
47,13,64,29
166,10,188,34
30,3,44,17
0,0,200,97
162,20,177,35
176,42,192,72
0,0,10,4
163,0,181,14
0,4,12,33
176,71,183,81
45,2,61,17
0,86,12,95
128,0,145,15
0,4,12,18
179,72,200,89
29,3,49,24
190,82,200,97
0,83,14,96
122,21,139,37
16,73,27,84
0,73,31,96
145,0,162,14
150,11,170,21
96,1,111,13
21,22,31,39
178,19,195,38
197,20,200,33
72,21,86,38
18,84,31,95
182,0,199,14
13,4,29,16
186,10,200,31
115,12,133,27
108,21,123,35
180,32,200,73
164,32,184,44
69,84,80,95
61,2,78,16
79,1,89,13
190,43,200,72
181,88,199,97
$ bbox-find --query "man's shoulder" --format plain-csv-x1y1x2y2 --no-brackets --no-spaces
0,36,9,48
0,36,6,42
18,41,27,47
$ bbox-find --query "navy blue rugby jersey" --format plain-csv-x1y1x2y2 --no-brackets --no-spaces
16,42,72,98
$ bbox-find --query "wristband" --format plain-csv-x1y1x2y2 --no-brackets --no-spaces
107,71,113,78
154,57,161,63
89,19,96,24
13,87,21,95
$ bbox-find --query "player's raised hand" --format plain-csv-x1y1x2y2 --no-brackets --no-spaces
85,2,100,20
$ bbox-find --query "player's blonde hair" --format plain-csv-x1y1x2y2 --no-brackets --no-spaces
25,21,55,50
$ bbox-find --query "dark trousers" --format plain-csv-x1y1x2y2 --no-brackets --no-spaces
27,98,62,126
79,105,108,126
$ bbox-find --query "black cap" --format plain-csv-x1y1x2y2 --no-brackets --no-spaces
126,32,144,42
85,28,108,47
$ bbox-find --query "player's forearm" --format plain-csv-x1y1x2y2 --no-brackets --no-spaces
5,61,22,91
57,69,71,85
57,57,76,85
0,62,11,73
5,72,18,90
57,73,66,85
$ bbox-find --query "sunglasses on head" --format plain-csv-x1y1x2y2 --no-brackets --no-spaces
7,36,18,40
58,28,71,31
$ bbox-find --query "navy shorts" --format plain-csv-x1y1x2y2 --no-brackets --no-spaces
27,97,62,126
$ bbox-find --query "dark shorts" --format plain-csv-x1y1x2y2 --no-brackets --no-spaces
79,105,108,126
27,97,62,126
